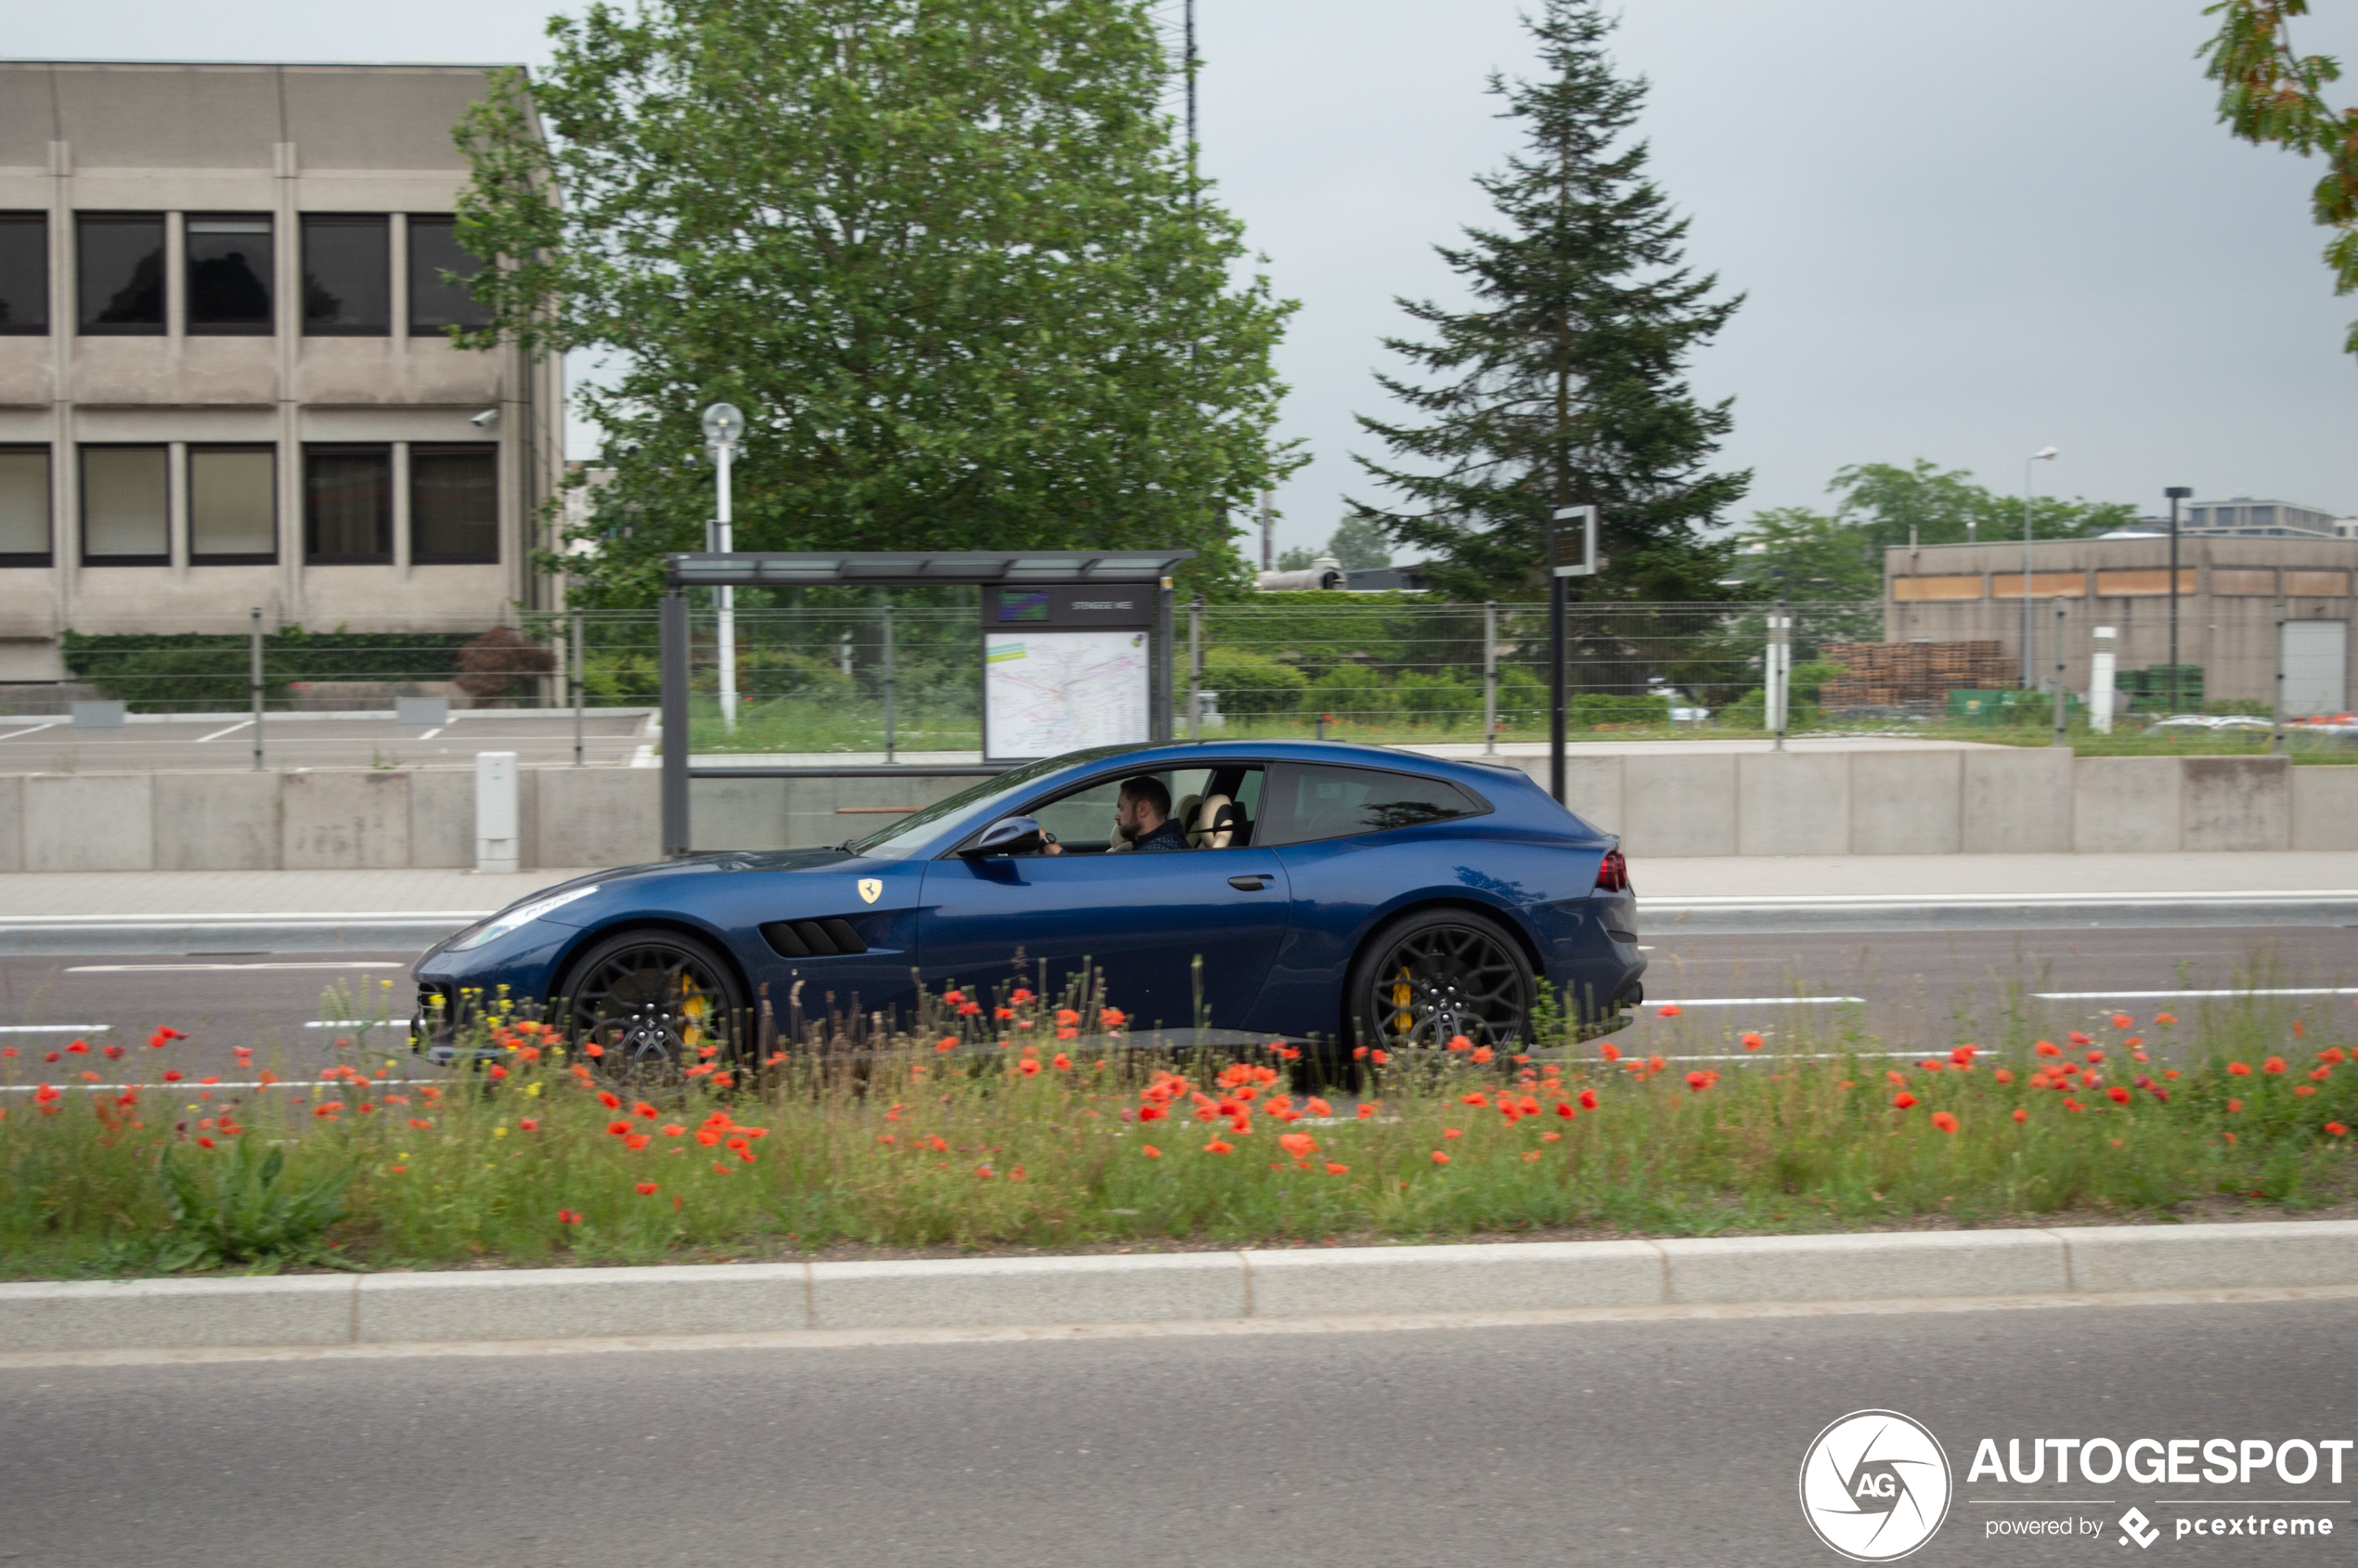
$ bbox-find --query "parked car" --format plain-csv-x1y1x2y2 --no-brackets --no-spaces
411,739,1644,1080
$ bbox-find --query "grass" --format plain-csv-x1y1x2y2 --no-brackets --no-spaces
5,977,2356,1280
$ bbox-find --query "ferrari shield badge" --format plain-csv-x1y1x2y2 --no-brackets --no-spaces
858,878,883,905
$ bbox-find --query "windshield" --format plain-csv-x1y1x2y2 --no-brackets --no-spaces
845,746,1143,859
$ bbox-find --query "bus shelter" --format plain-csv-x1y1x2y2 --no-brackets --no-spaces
659,551,1193,856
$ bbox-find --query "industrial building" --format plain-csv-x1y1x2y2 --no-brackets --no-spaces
1884,534,2358,715
0,61,562,682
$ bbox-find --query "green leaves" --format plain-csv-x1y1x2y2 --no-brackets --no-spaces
153,1138,358,1275
2200,1,2358,352
453,0,1294,603
1348,0,1746,603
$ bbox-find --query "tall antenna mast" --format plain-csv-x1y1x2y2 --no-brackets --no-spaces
1185,0,1198,197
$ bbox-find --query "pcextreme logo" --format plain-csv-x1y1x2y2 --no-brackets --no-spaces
1799,1409,1954,1562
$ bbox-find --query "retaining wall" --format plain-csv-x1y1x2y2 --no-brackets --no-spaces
0,751,2344,871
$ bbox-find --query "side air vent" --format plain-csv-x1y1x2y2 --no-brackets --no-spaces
759,917,871,959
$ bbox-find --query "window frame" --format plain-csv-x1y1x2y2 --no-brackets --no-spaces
0,213,48,337
300,213,391,337
75,212,167,336
406,214,493,336
188,444,279,565
0,445,53,565
183,213,275,336
302,443,394,565
78,444,171,566
408,441,500,564
1255,761,1491,848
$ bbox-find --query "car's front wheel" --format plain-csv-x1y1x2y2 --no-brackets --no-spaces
1343,907,1534,1053
557,928,745,1086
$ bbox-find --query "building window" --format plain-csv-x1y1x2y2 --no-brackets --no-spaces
302,214,389,335
304,446,392,564
410,444,499,563
189,446,277,563
408,215,493,335
2189,509,2209,527
2249,506,2276,529
77,214,165,334
0,447,51,564
81,446,169,564
186,215,274,333
0,214,46,335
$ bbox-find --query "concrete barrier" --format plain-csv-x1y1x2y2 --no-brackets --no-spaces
1847,750,1962,855
153,771,280,870
408,767,478,869
282,770,412,869
1736,752,1849,856
2291,764,2358,850
1621,753,1737,857
538,768,661,867
0,773,24,873
2182,756,2289,851
23,773,153,872
1962,747,2072,852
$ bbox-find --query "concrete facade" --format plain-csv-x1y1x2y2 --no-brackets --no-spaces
1883,535,2358,710
0,61,563,678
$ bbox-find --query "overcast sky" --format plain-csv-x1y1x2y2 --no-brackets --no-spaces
19,1,2358,559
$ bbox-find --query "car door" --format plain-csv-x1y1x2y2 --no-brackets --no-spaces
915,766,1290,1032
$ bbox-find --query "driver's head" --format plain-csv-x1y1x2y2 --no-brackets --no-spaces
1115,774,1172,839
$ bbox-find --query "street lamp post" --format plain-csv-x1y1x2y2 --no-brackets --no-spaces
2164,486,2193,715
701,402,745,732
2020,447,2057,688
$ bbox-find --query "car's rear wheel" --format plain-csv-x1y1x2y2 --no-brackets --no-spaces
557,928,745,1087
1344,908,1533,1053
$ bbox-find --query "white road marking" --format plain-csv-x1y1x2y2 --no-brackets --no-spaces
0,721,64,743
2034,987,2358,1000
66,961,408,973
193,719,253,743
0,1078,417,1094
1651,996,1864,1009
415,726,447,740
305,1019,395,1030
0,1023,112,1034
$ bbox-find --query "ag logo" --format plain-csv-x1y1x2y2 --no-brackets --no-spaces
1798,1409,1951,1562
857,878,882,905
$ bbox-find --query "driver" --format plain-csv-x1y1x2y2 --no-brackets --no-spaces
1043,774,1189,855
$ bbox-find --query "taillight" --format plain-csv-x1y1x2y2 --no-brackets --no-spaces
1594,849,1629,893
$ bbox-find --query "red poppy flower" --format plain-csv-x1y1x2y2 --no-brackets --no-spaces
2154,1012,2178,1025
1892,1091,1918,1110
2110,1013,2133,1029
2106,1086,2131,1105
2262,1056,2288,1075
1927,1110,1957,1134
1579,1088,1600,1110
2035,1041,2061,1057
1355,1103,1377,1120
1994,1068,2015,1085
1278,1132,1318,1158
1203,1138,1235,1154
1471,1045,1493,1064
2228,1061,2252,1076
557,1209,583,1225
1142,1144,1162,1158
1657,1004,1681,1017
1741,1032,1765,1051
1599,1042,1621,1062
2327,1123,2349,1136
2296,1085,2318,1097
1684,1070,1715,1093
636,1182,659,1196
2012,1107,2028,1124
520,1117,538,1131
2068,1030,2092,1046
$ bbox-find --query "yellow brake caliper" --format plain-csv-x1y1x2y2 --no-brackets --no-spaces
678,973,706,1052
1391,965,1414,1037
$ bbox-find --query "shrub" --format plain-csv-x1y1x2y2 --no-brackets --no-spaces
457,627,559,706
1395,669,1472,725
1307,663,1389,722
1201,648,1306,718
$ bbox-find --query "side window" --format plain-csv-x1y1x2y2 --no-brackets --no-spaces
1260,763,1483,846
1017,766,1264,853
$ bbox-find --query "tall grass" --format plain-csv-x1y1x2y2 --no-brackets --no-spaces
2,982,2352,1278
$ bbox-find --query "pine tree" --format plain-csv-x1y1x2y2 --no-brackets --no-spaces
1349,0,1746,603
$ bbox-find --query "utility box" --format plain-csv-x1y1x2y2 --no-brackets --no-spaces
475,750,520,875
396,696,450,728
71,700,126,730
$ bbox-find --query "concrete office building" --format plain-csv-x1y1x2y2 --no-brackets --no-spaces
1885,535,2358,715
2178,498,2341,538
0,61,562,681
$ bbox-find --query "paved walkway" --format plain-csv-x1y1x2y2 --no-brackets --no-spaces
1,851,2353,919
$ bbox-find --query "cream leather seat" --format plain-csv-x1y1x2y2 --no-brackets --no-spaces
1188,793,1241,849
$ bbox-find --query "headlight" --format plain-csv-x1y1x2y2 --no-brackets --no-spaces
444,884,599,951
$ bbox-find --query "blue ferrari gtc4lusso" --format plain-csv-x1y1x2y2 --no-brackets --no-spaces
412,739,1644,1080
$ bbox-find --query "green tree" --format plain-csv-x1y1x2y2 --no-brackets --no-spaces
2202,0,2358,353
1324,514,1392,570
1273,544,1317,572
453,0,1296,603
1825,460,2135,550
1348,0,1747,604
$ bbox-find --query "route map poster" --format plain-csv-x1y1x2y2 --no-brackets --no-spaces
982,630,1150,760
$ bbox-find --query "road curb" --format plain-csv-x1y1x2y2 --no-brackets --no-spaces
4,1221,2353,1356
1640,891,2358,934
0,914,477,956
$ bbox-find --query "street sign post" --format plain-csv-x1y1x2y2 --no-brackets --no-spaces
1547,506,1599,804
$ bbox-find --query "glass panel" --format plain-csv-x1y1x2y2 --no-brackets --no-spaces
189,447,276,559
1024,768,1222,854
0,447,50,557
409,444,498,562
2250,507,2276,528
0,214,47,334
301,214,389,334
186,215,273,332
77,214,164,332
1259,763,1480,846
407,215,491,332
81,447,168,561
304,447,391,563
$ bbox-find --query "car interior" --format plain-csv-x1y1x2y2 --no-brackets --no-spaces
1022,765,1266,854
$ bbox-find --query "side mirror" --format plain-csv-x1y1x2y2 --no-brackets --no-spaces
961,816,1044,859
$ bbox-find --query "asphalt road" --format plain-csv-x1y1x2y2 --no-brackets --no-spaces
1,1296,2350,1567
0,709,649,772
2,924,2352,1087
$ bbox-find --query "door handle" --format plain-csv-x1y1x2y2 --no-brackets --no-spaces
1228,875,1269,890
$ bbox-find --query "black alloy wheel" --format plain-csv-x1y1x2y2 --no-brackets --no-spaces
1345,909,1533,1051
557,929,745,1087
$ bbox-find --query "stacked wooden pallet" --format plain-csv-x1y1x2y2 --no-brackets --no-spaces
1817,641,2011,711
